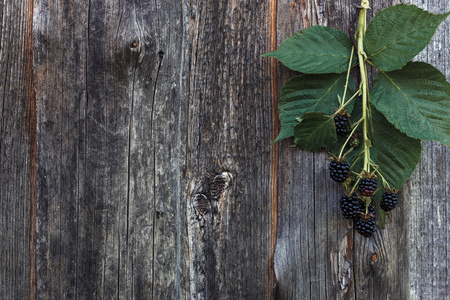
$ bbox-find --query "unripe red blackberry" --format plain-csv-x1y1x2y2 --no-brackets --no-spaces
340,194,360,219
329,160,350,183
355,202,376,237
334,114,348,136
358,177,377,197
380,191,399,211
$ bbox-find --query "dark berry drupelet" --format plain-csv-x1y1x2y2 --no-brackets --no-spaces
358,178,377,197
340,194,360,219
334,114,348,136
380,191,399,211
329,161,350,183
355,202,376,237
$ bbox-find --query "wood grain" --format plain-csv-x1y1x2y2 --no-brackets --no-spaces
185,1,275,298
0,0,35,299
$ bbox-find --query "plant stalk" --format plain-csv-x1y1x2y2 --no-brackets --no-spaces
356,3,371,173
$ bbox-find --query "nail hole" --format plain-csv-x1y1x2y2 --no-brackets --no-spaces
158,50,165,59
130,42,137,49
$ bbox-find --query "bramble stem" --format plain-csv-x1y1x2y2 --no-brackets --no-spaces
356,2,371,173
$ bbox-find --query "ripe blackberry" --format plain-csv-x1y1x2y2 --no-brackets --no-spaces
329,161,350,183
355,216,376,237
358,178,377,197
340,194,360,219
355,202,376,237
334,114,348,136
380,191,399,211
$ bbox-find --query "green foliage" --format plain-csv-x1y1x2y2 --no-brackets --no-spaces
370,108,422,190
275,73,355,142
293,113,337,151
262,26,355,74
371,62,450,147
364,4,450,71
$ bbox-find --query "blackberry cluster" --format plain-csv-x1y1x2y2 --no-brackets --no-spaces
358,178,377,197
380,191,399,211
355,202,376,237
329,161,350,183
340,194,360,219
334,114,348,136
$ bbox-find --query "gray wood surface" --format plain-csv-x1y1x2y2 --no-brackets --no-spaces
0,0,36,299
0,0,449,299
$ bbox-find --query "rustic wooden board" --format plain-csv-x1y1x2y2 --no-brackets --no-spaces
33,0,276,298
274,0,449,299
0,0,36,299
185,1,276,298
409,1,450,299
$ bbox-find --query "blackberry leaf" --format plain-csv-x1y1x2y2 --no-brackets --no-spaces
274,74,355,142
371,62,450,147
293,112,337,151
364,4,450,71
370,108,422,190
262,25,356,74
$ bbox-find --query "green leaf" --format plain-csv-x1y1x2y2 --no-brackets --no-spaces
262,25,356,74
293,112,337,151
371,62,450,147
365,4,450,71
275,73,355,142
370,108,422,190
373,190,387,229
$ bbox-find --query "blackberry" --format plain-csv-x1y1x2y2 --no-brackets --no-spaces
340,194,360,219
329,161,350,183
355,216,376,237
358,178,377,197
380,191,399,211
355,202,376,237
334,114,348,136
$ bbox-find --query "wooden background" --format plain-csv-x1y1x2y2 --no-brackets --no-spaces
1,0,448,299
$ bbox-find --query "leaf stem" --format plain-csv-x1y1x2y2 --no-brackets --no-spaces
340,46,355,107
338,118,363,158
332,90,360,117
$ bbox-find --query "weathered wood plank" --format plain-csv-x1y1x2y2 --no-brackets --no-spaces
185,1,276,298
408,1,450,299
126,1,189,298
274,0,449,299
33,0,190,298
0,0,35,299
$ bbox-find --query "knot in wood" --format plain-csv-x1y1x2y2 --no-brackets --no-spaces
210,172,233,199
193,194,210,215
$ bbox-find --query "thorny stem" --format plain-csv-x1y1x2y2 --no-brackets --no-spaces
356,1,371,174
